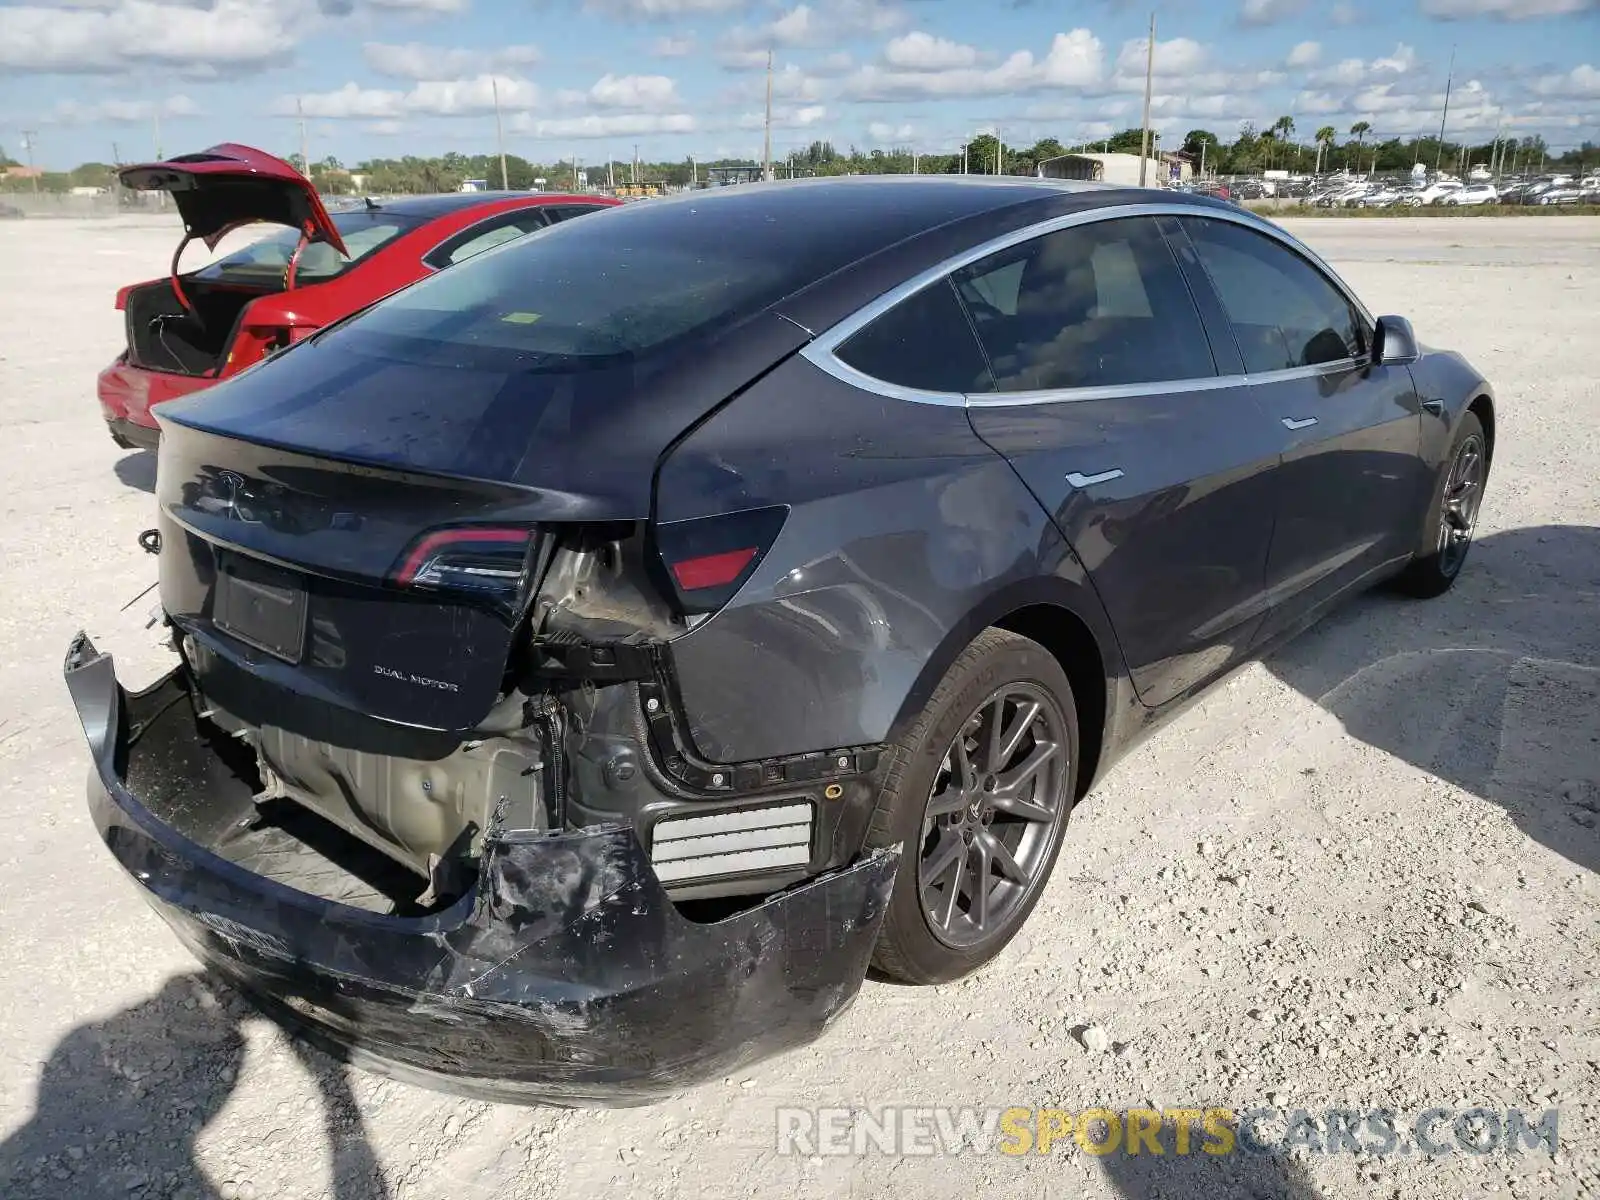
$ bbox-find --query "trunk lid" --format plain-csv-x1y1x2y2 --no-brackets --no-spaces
119,143,348,255
156,423,549,735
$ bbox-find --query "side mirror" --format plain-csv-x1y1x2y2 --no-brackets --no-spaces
1372,315,1420,365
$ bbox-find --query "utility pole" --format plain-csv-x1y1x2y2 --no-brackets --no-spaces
1434,45,1454,175
492,78,508,190
608,156,615,189
961,142,968,174
632,144,638,186
762,47,774,182
690,153,697,187
297,97,308,178
21,130,38,192
112,140,121,167
1200,137,1208,179
995,129,1003,175
1138,10,1156,187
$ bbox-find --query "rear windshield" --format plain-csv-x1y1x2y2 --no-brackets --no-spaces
326,217,796,371
193,211,421,284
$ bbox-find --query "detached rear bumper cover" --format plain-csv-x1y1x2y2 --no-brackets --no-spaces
64,633,898,1106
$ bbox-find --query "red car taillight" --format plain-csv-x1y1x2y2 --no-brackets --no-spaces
653,506,788,615
391,525,537,615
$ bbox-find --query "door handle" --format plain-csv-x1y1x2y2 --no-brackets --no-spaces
1282,417,1318,430
1066,469,1124,488
1420,398,1445,416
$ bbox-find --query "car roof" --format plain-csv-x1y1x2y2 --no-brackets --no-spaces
362,191,597,219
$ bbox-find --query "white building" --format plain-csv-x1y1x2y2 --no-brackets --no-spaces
1036,152,1191,187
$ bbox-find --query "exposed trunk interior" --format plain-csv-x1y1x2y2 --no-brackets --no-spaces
125,278,276,376
128,683,473,916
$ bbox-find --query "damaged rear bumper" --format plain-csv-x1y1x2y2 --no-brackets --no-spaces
64,632,899,1106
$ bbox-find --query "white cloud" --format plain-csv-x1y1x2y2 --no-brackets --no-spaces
364,120,406,136
651,34,695,57
46,93,199,124
846,29,1103,99
586,73,681,108
1239,0,1305,24
883,32,979,71
1532,63,1600,97
719,0,904,66
287,74,540,119
1372,43,1418,73
1330,2,1359,20
586,0,743,16
363,41,541,79
1113,35,1207,77
364,0,467,11
0,0,299,74
508,112,698,139
1286,40,1320,68
1421,0,1594,17
1307,42,1419,91
736,103,829,129
866,120,915,143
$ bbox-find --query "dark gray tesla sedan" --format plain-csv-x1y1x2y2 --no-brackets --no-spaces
65,176,1493,1103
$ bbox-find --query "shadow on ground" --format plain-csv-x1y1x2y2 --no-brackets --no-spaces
114,450,156,494
0,972,392,1200
1264,523,1600,876
1099,1115,1325,1200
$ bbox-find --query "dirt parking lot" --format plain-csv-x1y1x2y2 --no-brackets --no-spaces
1,214,1596,1200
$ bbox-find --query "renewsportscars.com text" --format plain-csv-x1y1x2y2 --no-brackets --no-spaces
774,1106,1559,1159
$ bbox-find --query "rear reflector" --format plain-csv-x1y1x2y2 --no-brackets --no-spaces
653,504,788,616
670,546,757,591
649,801,813,884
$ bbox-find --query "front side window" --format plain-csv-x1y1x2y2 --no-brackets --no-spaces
1182,216,1367,373
833,278,994,394
951,216,1216,392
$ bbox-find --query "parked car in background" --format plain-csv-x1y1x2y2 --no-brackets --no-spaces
1417,180,1464,206
1359,185,1404,208
1536,183,1590,206
1445,183,1499,206
97,144,619,451
68,176,1495,1104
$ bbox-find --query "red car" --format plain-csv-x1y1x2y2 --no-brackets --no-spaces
99,144,619,449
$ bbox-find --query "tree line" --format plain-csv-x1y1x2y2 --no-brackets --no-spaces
2,126,1593,196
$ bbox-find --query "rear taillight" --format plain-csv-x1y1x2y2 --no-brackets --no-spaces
654,506,787,615
391,525,537,614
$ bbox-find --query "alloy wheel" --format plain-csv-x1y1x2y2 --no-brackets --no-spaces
1438,433,1485,577
917,683,1070,949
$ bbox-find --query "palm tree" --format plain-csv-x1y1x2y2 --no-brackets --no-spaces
1273,116,1296,169
1315,125,1336,175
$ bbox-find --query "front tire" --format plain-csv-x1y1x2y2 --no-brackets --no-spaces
866,628,1078,984
1394,411,1488,598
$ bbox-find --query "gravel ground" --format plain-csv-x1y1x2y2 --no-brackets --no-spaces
0,215,1596,1200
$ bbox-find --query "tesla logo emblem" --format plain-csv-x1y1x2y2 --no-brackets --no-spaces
215,470,260,524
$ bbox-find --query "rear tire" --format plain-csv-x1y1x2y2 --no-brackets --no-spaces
1394,411,1488,598
866,628,1078,984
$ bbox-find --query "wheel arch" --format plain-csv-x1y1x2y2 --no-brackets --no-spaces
888,576,1123,802
1467,393,1496,463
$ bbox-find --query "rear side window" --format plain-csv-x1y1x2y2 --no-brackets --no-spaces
1182,217,1367,372
834,279,994,394
546,204,611,222
426,210,551,268
195,212,419,284
951,216,1215,392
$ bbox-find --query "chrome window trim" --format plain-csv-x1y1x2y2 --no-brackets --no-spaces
796,200,1377,408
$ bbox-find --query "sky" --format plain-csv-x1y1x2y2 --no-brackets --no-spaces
2,0,1597,171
